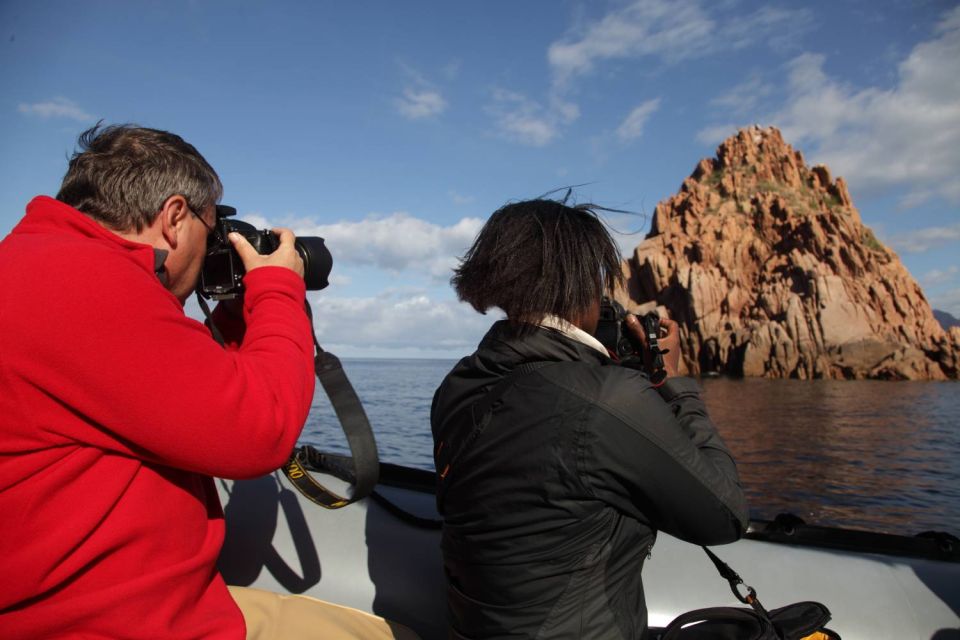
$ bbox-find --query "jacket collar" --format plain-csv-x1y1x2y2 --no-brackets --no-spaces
16,196,167,284
475,320,611,375
537,314,609,357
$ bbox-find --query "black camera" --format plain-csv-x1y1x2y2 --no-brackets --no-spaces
595,298,641,359
595,297,668,383
198,205,333,300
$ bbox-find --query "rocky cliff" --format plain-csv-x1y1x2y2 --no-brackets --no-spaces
935,309,960,331
616,126,960,380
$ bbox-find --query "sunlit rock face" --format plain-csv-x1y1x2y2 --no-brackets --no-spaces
616,125,960,380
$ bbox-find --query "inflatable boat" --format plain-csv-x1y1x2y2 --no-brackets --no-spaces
216,454,960,640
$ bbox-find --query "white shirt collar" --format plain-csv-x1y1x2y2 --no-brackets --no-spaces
537,314,610,358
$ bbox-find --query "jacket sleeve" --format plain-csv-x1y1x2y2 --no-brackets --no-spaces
578,374,749,545
25,264,316,479
209,299,246,349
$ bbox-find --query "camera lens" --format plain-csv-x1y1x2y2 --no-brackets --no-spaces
294,237,332,291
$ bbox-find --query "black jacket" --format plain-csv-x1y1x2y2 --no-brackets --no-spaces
431,321,749,639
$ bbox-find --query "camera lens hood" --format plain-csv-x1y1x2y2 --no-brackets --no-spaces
296,236,332,291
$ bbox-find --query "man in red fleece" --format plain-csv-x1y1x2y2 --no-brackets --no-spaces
0,125,414,639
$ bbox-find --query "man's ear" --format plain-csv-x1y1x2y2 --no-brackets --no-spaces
158,195,190,248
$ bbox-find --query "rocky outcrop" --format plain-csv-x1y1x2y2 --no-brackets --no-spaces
935,309,960,330
616,125,960,380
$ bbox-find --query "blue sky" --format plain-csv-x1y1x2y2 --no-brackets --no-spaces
2,0,958,357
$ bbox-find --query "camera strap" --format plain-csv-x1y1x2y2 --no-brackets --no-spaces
653,546,838,640
198,293,380,509
282,300,380,508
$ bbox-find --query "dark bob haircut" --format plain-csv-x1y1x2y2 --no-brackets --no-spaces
452,198,623,329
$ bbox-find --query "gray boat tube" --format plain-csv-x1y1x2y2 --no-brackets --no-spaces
217,457,960,640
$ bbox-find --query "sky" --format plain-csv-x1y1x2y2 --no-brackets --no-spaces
2,0,959,358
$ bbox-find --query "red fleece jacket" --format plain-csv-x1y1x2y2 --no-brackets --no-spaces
0,197,316,639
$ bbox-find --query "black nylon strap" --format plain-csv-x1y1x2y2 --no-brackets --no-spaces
701,545,772,620
292,348,380,507
279,300,379,509
196,293,227,348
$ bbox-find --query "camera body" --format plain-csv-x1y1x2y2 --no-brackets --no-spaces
595,298,641,359
596,297,667,383
198,205,333,300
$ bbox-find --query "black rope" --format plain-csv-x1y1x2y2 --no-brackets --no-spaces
370,490,443,530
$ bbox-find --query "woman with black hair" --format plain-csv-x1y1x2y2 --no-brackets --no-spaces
431,198,748,639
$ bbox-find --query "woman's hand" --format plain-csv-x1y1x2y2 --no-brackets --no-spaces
624,314,681,379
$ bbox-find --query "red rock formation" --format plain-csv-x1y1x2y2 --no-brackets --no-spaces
616,126,960,380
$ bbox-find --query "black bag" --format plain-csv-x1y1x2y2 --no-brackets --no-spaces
651,547,840,640
654,601,837,639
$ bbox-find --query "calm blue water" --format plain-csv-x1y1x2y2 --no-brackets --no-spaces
300,359,960,536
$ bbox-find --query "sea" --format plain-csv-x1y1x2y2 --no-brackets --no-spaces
299,358,960,536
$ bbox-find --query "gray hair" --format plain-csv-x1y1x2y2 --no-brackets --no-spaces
56,123,223,232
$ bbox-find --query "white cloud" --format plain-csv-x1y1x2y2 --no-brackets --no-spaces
765,7,960,205
288,213,483,278
930,287,960,318
395,88,447,120
695,123,741,145
18,97,92,121
539,0,808,144
922,266,959,286
234,212,272,230
225,209,483,286
548,0,714,86
551,96,581,124
888,223,960,253
309,291,495,356
394,62,449,120
897,188,938,210
448,190,475,206
328,273,351,287
721,6,813,53
188,287,495,358
486,88,561,147
709,75,775,114
616,98,661,142
546,1,809,87
442,59,462,81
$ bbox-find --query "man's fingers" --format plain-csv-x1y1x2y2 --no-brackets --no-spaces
228,232,257,261
271,227,296,248
227,228,304,277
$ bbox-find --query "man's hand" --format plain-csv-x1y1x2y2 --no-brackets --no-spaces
624,314,682,379
228,228,305,279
